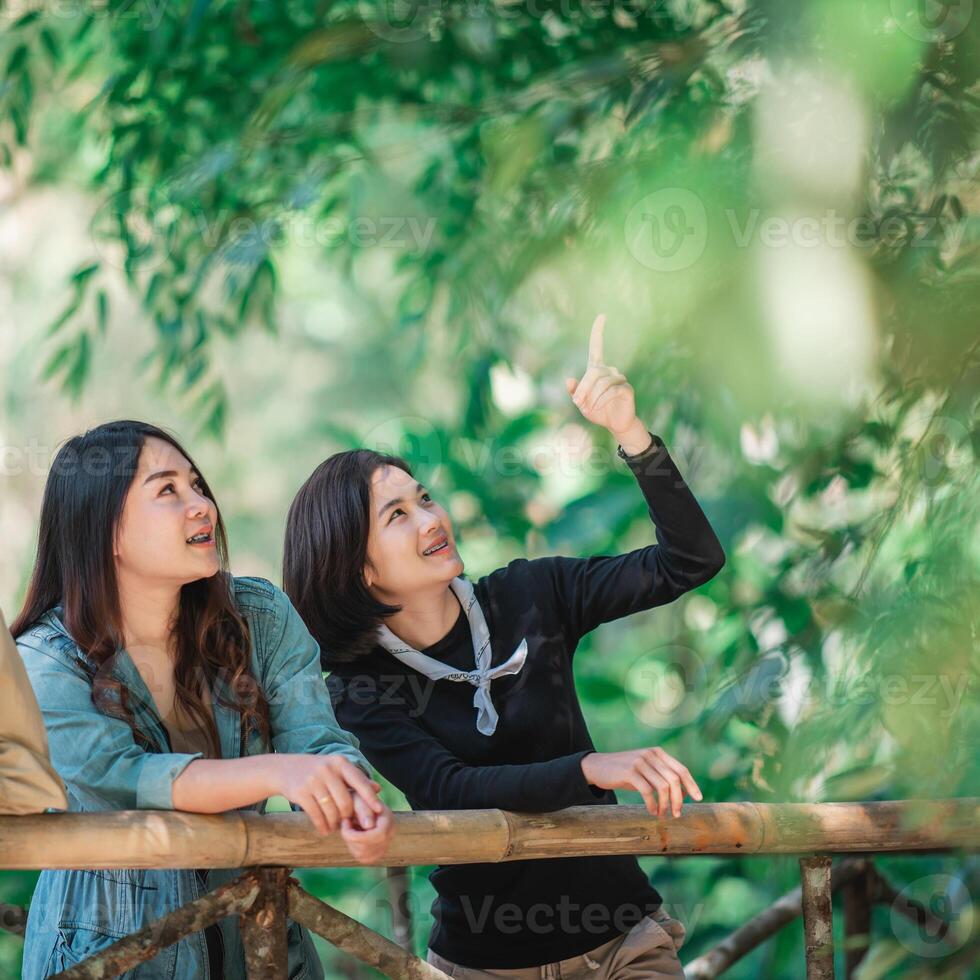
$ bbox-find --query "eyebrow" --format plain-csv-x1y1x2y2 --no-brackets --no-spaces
142,468,202,487
377,482,425,519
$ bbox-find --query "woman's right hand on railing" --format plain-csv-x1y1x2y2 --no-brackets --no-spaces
273,753,385,836
581,747,703,819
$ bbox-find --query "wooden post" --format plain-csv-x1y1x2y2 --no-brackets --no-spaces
386,866,413,950
800,856,835,980
842,857,873,977
240,867,290,979
685,857,866,980
288,879,451,979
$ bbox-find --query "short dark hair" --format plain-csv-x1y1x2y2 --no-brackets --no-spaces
282,449,413,667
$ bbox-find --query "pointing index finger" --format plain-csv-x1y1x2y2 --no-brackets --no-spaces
588,314,606,367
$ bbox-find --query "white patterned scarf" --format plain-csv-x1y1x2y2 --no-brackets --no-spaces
376,576,528,736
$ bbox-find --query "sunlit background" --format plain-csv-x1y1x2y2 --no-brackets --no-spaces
1,0,977,976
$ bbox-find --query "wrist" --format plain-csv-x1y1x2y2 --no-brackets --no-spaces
612,419,652,457
256,754,285,797
580,751,598,784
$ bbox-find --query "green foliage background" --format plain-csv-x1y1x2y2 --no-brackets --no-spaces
0,1,977,976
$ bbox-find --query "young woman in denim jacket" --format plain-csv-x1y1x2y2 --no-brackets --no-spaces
12,420,394,979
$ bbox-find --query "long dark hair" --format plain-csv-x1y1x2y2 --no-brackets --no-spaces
283,449,413,666
12,420,270,756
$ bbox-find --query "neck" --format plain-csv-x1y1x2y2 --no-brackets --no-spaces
116,572,182,656
384,582,461,652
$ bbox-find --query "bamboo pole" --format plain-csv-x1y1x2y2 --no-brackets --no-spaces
800,856,835,980
288,881,451,980
1,800,976,871
0,810,249,870
684,857,867,980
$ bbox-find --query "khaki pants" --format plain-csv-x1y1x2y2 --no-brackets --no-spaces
426,907,687,979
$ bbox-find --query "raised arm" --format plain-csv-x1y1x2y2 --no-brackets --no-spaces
554,314,726,640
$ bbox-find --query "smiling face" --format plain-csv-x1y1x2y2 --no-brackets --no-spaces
364,464,464,602
113,436,221,587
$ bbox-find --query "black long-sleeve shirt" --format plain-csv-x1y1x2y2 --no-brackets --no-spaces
326,433,725,968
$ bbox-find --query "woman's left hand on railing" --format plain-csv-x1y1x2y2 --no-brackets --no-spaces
340,794,395,863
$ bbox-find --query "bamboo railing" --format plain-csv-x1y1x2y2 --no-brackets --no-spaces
1,799,976,979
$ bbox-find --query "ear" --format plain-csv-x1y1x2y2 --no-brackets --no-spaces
362,562,375,590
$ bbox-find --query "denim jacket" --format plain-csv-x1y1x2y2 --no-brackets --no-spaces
16,575,369,980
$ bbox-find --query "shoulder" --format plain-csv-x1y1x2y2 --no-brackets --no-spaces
230,574,299,641
231,574,281,609
476,556,569,602
230,576,320,675
233,574,304,620
14,614,88,679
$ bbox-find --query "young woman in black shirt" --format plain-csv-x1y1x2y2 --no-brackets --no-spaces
283,316,725,978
